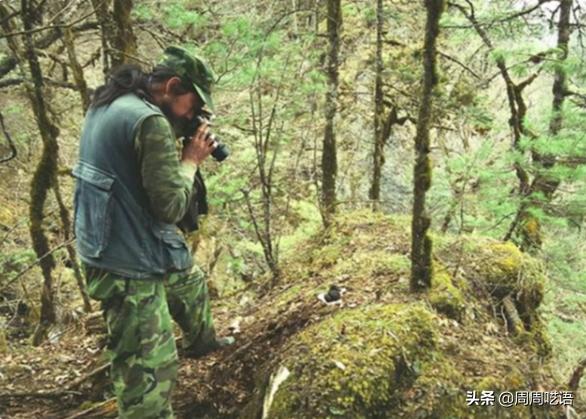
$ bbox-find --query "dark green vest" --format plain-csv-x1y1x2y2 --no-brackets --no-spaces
73,93,192,279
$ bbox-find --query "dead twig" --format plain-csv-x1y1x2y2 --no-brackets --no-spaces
0,238,75,294
0,1,103,39
0,361,109,400
568,357,586,392
0,390,83,399
62,397,117,419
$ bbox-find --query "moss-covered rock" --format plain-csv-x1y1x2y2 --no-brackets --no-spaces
244,302,556,418
332,251,410,280
428,263,466,321
265,303,438,418
479,241,544,307
233,212,560,418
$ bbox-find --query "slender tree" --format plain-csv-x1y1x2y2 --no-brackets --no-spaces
90,0,113,78
2,0,62,345
111,0,138,67
452,1,570,250
369,0,385,207
521,0,574,247
63,27,91,112
410,0,444,291
321,0,341,226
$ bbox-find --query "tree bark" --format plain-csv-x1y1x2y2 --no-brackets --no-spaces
110,0,138,67
369,0,385,206
62,28,90,112
410,0,443,292
90,0,113,78
521,0,573,248
0,21,98,81
12,0,61,345
321,0,341,226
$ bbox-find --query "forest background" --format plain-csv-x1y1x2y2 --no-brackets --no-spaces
0,0,585,417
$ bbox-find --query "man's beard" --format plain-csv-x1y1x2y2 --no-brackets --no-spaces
159,100,190,138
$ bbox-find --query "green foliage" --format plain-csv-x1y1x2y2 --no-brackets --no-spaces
0,248,36,276
132,3,154,21
163,1,207,29
239,211,558,418
2,0,586,413
3,104,23,115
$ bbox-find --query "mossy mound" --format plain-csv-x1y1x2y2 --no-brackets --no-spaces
231,211,562,418
245,302,555,418
436,235,548,340
268,304,437,418
461,239,544,308
428,262,466,321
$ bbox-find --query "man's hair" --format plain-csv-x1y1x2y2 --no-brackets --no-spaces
90,64,196,108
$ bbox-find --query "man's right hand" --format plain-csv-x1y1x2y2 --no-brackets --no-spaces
181,121,215,166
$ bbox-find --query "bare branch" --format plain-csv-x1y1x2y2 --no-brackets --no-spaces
0,77,80,90
0,20,99,80
438,50,482,79
0,238,75,294
0,1,102,39
444,0,557,29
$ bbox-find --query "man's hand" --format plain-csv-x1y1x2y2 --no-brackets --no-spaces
181,121,215,166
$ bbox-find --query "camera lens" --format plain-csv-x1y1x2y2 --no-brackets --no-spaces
212,142,229,162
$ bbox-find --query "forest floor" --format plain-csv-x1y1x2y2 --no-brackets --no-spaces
0,275,325,418
1,211,584,418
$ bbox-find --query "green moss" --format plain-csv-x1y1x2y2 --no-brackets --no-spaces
263,303,437,418
312,243,348,268
241,212,559,419
428,263,466,321
475,241,545,309
273,284,304,308
332,251,410,279
483,242,524,288
514,317,552,358
439,237,546,329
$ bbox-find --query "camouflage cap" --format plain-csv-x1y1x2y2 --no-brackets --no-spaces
159,46,216,111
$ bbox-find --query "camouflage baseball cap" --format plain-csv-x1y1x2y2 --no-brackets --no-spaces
159,46,216,111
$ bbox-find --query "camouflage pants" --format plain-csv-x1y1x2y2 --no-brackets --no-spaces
84,264,216,419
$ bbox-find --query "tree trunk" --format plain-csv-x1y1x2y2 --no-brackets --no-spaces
410,0,443,292
520,0,573,249
369,0,385,206
1,1,58,345
90,0,113,78
63,27,90,112
321,0,341,226
111,0,138,67
451,3,541,248
14,0,61,345
53,184,92,313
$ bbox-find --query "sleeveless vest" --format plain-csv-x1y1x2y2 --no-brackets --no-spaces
73,93,192,279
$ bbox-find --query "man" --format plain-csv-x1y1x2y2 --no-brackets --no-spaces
73,46,233,418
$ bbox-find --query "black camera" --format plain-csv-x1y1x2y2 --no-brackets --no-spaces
179,110,229,162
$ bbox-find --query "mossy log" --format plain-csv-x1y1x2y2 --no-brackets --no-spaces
503,295,525,336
